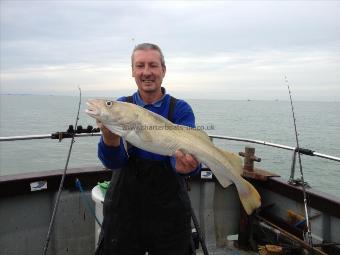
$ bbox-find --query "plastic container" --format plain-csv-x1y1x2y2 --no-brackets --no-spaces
98,181,110,194
91,183,106,249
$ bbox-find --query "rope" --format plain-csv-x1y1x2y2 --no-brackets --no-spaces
75,178,102,227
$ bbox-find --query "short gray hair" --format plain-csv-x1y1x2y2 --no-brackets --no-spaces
131,43,166,68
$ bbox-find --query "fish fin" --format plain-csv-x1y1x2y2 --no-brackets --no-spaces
122,138,128,152
104,124,125,136
214,173,233,188
210,165,235,188
217,148,244,174
214,148,261,214
122,138,131,156
204,148,242,189
238,178,261,215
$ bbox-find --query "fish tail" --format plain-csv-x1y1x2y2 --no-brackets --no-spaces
237,179,261,215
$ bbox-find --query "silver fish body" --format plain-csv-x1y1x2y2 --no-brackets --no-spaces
86,99,261,215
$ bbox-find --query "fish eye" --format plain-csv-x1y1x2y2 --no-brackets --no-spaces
106,101,113,107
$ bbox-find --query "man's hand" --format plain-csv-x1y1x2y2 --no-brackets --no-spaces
175,150,199,174
97,120,120,147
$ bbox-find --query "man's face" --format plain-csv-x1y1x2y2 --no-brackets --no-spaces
132,49,166,94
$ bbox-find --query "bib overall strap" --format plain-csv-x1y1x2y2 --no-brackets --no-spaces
126,95,133,103
167,96,177,123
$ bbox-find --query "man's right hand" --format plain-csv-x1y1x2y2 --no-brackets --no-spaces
97,120,121,147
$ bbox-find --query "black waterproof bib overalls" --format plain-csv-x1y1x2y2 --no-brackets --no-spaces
95,96,192,255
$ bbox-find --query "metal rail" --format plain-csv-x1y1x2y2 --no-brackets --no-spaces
209,134,340,163
0,133,101,142
1,133,339,163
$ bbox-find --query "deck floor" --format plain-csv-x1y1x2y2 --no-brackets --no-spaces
196,247,257,255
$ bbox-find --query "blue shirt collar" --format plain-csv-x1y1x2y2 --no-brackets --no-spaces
134,87,167,107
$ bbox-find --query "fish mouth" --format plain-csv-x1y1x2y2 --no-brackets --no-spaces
85,101,100,117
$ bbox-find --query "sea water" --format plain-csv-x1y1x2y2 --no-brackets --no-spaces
0,95,339,196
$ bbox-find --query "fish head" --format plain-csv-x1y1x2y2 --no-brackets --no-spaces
86,99,136,135
86,99,117,121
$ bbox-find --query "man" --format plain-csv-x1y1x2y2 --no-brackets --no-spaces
96,43,200,255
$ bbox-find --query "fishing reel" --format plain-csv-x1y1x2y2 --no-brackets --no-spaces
51,125,100,141
66,125,100,134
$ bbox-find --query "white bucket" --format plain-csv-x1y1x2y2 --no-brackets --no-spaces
91,185,105,249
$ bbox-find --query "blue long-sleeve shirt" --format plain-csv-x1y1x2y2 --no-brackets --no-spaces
98,88,201,176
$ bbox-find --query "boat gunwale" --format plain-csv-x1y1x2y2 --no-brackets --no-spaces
0,166,111,197
1,166,340,218
251,176,340,218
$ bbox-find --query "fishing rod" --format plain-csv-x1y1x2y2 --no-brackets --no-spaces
284,76,313,247
183,179,209,255
190,206,209,255
42,87,82,255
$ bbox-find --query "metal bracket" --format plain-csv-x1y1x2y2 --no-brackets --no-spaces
288,148,310,187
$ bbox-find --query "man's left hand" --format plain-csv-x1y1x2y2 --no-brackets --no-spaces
175,150,199,174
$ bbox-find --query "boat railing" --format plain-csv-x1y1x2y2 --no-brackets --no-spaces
1,132,339,163
209,134,340,163
0,133,100,142
209,134,340,184
2,130,339,183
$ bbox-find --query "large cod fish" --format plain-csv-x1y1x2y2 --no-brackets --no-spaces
86,99,261,215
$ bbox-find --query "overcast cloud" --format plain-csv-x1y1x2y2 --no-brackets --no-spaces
1,1,339,101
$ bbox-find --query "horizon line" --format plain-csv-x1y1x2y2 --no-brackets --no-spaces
1,93,338,103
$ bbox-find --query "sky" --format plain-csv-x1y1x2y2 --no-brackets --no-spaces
0,1,339,101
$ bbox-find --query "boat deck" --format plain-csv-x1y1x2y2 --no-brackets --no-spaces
1,165,340,254
196,247,256,255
